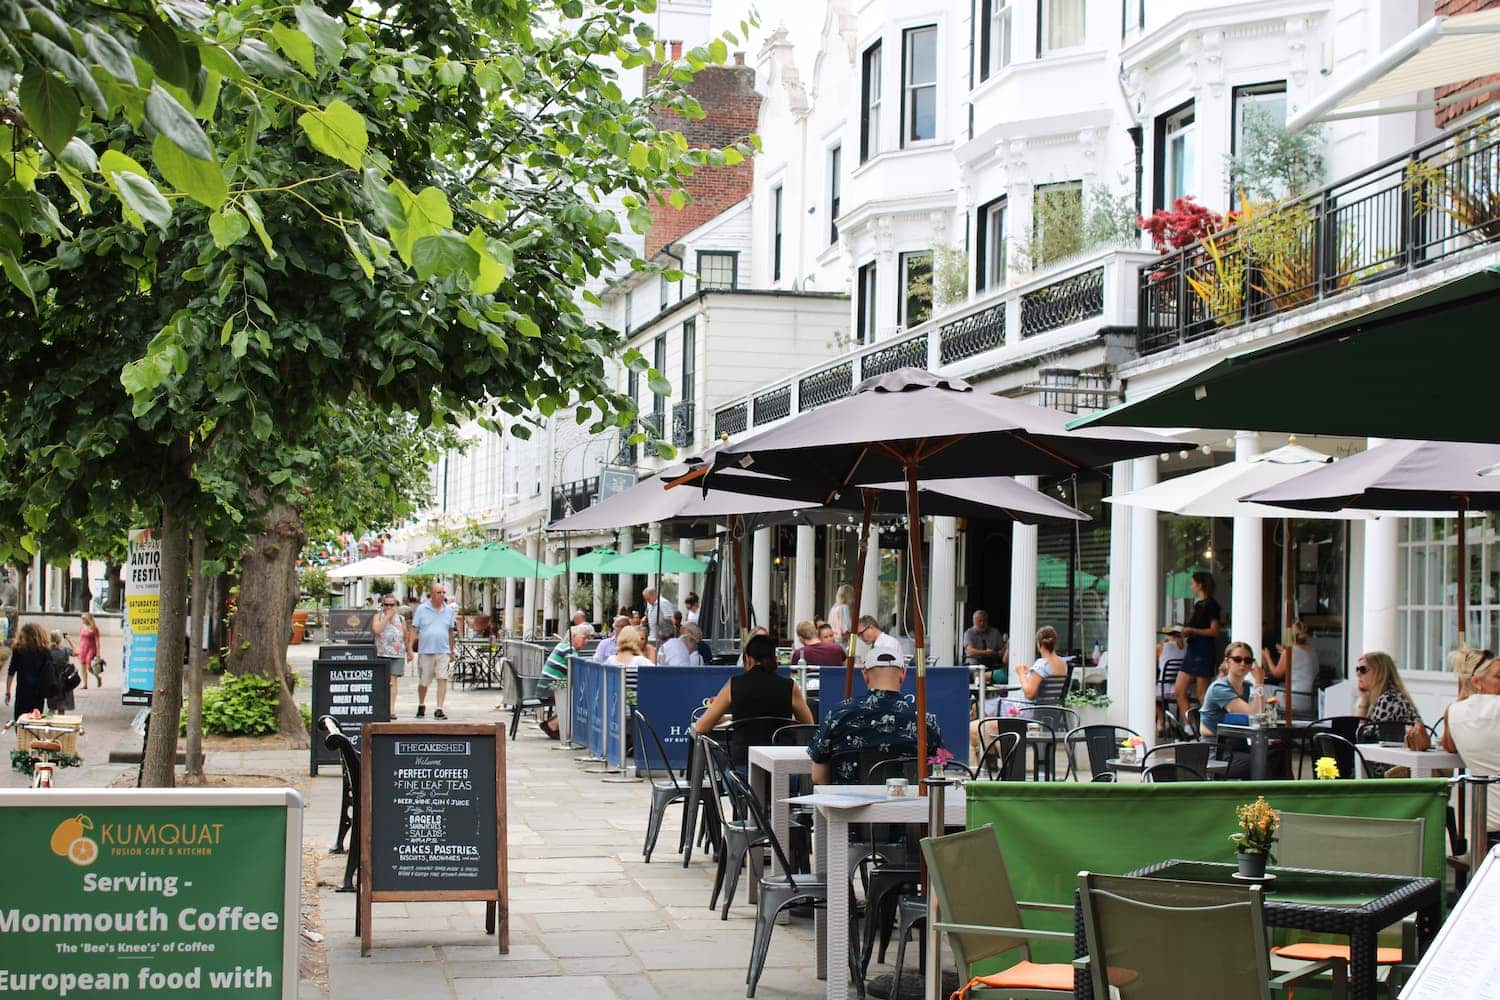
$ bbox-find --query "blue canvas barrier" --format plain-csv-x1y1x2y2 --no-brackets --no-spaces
603,664,626,768
813,665,971,759
569,657,607,759
633,665,796,771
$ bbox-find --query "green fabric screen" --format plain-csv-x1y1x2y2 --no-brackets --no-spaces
964,779,1448,968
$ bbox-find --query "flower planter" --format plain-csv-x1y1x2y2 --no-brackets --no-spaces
1236,851,1268,879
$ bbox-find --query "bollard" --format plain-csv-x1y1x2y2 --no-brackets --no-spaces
1468,774,1490,880
924,767,951,1000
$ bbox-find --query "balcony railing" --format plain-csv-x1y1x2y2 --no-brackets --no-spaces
550,476,600,522
711,247,1150,440
1139,114,1500,355
672,401,695,448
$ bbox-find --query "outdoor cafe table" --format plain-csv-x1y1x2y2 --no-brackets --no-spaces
1357,744,1463,779
453,638,502,689
1070,860,1441,1000
1105,756,1229,779
748,745,813,878
787,784,967,999
1217,721,1325,780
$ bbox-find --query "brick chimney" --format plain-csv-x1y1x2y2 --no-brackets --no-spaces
669,40,683,61
644,61,762,258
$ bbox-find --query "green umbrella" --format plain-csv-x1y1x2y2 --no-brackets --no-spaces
443,542,562,579
1069,266,1500,441
404,547,473,575
595,544,709,575
566,548,618,573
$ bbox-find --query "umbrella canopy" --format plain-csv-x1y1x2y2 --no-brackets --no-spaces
595,544,709,576
705,367,1177,491
327,555,412,579
565,548,618,573
407,544,561,579
546,470,818,532
404,548,469,575
1069,267,1500,441
1244,439,1500,648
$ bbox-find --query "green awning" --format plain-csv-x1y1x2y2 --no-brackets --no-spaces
1069,266,1500,441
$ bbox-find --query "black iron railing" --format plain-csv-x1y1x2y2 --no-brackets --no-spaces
715,402,748,438
672,401,695,448
1021,266,1105,337
752,384,792,426
860,334,928,379
939,301,1006,364
550,476,600,521
799,360,853,410
1139,116,1500,354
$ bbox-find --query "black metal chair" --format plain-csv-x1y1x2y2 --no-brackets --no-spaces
1143,760,1208,782
771,723,817,746
1310,731,1373,779
1140,740,1212,779
975,718,1029,781
633,710,692,864
699,735,771,920
502,656,550,740
1064,724,1142,782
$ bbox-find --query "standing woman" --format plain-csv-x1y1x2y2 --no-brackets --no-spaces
826,584,855,642
47,631,76,712
76,612,101,689
1175,572,1221,737
371,596,411,719
5,623,54,719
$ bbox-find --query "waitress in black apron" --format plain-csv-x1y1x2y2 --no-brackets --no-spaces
1175,571,1221,738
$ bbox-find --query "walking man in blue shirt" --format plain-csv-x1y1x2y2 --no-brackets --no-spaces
408,581,457,719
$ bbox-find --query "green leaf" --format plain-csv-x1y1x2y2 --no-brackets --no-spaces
297,99,367,168
59,137,98,174
209,206,250,248
648,373,672,396
237,39,293,78
152,134,226,208
435,60,466,87
251,410,273,440
81,31,138,85
0,249,36,310
146,84,214,161
626,203,653,234
138,19,193,91
294,4,346,62
19,72,80,156
114,171,172,232
723,147,743,166
628,142,650,171
270,24,316,75
708,38,728,64
199,45,247,82
468,229,504,294
344,229,373,280
515,315,540,338
240,194,276,257
411,233,479,281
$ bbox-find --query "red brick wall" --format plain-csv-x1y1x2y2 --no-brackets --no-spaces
646,63,761,258
1435,0,1500,126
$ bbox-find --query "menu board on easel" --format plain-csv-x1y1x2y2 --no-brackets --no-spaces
359,723,508,956
1400,845,1500,998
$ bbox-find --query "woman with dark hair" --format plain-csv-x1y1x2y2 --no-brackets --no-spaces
5,623,55,719
693,634,813,744
1175,571,1221,737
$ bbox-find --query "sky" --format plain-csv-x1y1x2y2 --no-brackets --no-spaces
710,0,822,76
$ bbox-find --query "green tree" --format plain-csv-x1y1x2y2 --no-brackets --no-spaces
0,0,752,785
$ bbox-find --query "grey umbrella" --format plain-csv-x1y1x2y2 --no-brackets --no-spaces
1244,440,1500,648
678,367,1174,768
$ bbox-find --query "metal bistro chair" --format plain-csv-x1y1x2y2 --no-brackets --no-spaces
1065,725,1143,782
1309,732,1374,780
1142,761,1207,782
976,719,1029,782
1139,740,1212,780
1077,871,1345,1000
682,716,799,868
502,655,550,741
632,710,694,864
993,700,1077,780
699,735,771,920
1271,812,1424,996
771,723,820,872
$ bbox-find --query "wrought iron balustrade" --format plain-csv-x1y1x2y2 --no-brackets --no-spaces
938,302,1005,364
550,476,601,521
799,360,853,410
860,334,928,379
714,402,748,439
1021,266,1105,337
672,402,695,448
752,384,792,426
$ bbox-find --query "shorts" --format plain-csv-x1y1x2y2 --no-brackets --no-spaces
416,653,451,684
536,674,562,700
382,655,405,679
1180,649,1216,679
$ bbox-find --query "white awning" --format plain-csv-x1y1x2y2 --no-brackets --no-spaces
1289,10,1500,130
327,556,411,579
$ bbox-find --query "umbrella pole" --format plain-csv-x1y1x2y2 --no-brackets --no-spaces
1459,493,1469,650
656,539,664,642
1284,518,1293,726
729,515,750,648
904,462,929,797
844,489,876,698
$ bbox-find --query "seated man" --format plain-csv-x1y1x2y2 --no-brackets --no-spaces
536,623,591,739
808,651,943,784
595,615,628,662
790,619,847,665
658,623,704,666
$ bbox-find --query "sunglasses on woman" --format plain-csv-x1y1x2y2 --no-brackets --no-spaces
1227,655,1254,664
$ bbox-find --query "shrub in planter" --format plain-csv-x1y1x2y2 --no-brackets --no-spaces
1065,687,1114,727
179,673,282,736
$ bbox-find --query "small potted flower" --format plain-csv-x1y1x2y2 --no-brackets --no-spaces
1314,756,1340,780
929,747,956,779
1119,735,1146,764
1230,795,1280,879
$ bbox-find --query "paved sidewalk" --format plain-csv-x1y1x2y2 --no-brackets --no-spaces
292,642,827,1000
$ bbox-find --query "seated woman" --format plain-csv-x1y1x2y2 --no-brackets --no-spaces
1442,649,1500,843
1354,650,1420,731
604,627,653,667
1199,642,1266,778
1264,620,1319,718
969,626,1062,764
694,634,814,766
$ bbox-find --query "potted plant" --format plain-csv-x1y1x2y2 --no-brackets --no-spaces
1065,686,1113,728
1230,795,1280,879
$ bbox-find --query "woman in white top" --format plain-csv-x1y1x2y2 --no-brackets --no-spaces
603,627,654,667
1014,625,1065,707
1266,620,1319,718
1442,648,1500,834
826,584,855,641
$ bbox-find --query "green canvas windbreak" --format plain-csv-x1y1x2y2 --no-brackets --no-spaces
964,779,1448,969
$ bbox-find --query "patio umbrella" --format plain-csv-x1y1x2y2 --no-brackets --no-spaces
1244,440,1500,649
1068,266,1500,442
597,545,711,641
686,367,1175,776
437,542,561,579
563,548,617,573
327,555,412,579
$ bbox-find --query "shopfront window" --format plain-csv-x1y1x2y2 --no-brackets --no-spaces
1399,515,1493,671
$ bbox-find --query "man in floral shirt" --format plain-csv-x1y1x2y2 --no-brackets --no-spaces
809,651,943,784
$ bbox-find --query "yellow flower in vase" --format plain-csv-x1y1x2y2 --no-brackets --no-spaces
1314,756,1340,780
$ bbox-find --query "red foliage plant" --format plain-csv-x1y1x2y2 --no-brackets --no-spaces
1137,197,1223,253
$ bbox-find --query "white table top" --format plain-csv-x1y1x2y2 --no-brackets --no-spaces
787,783,967,822
747,745,813,767
1359,744,1463,769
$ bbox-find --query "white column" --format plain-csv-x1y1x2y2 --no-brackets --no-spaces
1128,457,1161,740
542,542,557,635
503,575,516,636
1231,431,1264,648
793,525,816,644
591,557,604,628
860,532,881,629
930,516,958,664
1106,459,1134,710
647,522,664,598
1009,477,1040,673
523,534,539,638
616,529,635,613
30,552,42,612
678,537,697,612
752,528,772,630
1363,442,1400,657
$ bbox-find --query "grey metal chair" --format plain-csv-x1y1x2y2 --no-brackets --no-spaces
502,656,549,740
699,735,770,920
1064,724,1142,782
632,709,691,864
1142,761,1206,782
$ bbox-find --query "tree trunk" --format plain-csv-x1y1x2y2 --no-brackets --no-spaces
141,512,190,788
183,530,207,783
228,503,308,742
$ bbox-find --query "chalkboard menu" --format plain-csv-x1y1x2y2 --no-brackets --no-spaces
328,608,378,642
310,658,389,775
319,644,378,660
359,723,508,957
